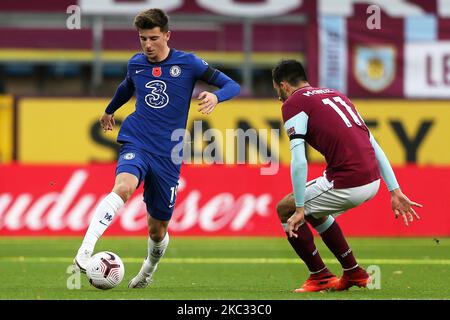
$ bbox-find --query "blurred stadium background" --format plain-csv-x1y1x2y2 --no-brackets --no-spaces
0,0,449,299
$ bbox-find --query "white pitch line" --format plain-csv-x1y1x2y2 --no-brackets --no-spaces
1,257,450,265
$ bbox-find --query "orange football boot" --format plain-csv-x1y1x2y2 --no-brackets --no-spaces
294,271,339,293
334,267,370,291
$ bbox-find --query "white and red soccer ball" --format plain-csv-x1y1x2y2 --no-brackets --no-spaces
86,251,125,290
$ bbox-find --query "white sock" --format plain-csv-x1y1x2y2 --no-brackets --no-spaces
144,232,169,274
79,192,124,254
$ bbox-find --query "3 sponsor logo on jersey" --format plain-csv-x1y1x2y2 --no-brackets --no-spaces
170,65,181,77
145,80,169,108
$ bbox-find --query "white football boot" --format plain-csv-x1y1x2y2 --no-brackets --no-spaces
73,248,92,274
128,258,157,289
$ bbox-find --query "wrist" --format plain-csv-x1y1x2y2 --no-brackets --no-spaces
390,188,401,196
104,108,115,115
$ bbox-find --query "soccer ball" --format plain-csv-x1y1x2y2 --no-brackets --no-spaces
86,251,125,290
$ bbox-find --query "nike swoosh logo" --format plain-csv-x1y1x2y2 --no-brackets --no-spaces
135,69,145,74
169,204,175,208
99,221,108,226
106,252,116,260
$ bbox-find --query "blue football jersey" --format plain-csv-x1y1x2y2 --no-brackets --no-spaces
117,49,209,158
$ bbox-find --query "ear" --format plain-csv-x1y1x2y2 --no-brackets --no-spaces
280,81,289,91
165,30,171,41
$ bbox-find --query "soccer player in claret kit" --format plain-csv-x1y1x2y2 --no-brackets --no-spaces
74,8,240,288
272,60,423,292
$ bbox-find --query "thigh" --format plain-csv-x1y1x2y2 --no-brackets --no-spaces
305,179,381,219
346,179,380,206
276,178,321,222
143,154,180,222
115,144,148,186
304,176,353,219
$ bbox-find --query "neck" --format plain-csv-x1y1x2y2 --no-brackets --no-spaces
289,81,310,96
148,46,171,63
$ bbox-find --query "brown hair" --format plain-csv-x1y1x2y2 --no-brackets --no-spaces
134,8,169,32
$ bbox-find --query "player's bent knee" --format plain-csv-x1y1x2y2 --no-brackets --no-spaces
113,183,135,203
276,201,292,223
305,215,328,227
149,228,166,242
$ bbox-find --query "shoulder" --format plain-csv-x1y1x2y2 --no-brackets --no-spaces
281,98,302,123
127,53,145,69
168,49,195,62
128,53,144,63
180,51,209,66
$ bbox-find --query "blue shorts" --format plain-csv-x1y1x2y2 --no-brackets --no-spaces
116,143,181,221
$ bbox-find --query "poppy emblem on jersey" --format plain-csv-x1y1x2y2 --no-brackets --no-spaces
169,65,181,77
124,153,135,160
152,67,162,77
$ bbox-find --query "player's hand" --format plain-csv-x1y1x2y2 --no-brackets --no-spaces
100,112,115,132
286,207,306,238
197,91,218,114
390,188,422,226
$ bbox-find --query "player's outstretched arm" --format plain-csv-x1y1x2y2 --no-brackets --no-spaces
102,78,135,131
369,132,423,225
286,141,308,238
197,91,219,115
390,188,422,226
100,112,115,132
197,68,240,114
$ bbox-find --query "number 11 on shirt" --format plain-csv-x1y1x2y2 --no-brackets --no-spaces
322,97,362,127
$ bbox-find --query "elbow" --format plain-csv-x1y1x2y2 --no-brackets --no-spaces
230,81,241,97
235,82,241,94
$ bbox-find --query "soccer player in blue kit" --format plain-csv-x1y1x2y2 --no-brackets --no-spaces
74,8,240,288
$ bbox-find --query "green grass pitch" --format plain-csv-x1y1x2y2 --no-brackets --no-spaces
0,236,449,300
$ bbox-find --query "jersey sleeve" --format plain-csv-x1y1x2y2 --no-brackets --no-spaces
282,100,309,150
369,132,400,191
282,100,309,207
104,58,135,114
190,54,210,79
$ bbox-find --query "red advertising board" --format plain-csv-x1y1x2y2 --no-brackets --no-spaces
0,164,447,236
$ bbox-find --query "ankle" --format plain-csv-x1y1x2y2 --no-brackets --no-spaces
343,265,362,275
78,244,93,255
310,267,331,278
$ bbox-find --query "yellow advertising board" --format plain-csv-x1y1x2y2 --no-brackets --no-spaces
0,95,13,163
17,98,450,165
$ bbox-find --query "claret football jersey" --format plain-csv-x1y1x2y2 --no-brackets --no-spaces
282,86,380,188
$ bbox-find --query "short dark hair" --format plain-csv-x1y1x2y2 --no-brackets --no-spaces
134,8,169,32
272,60,308,85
